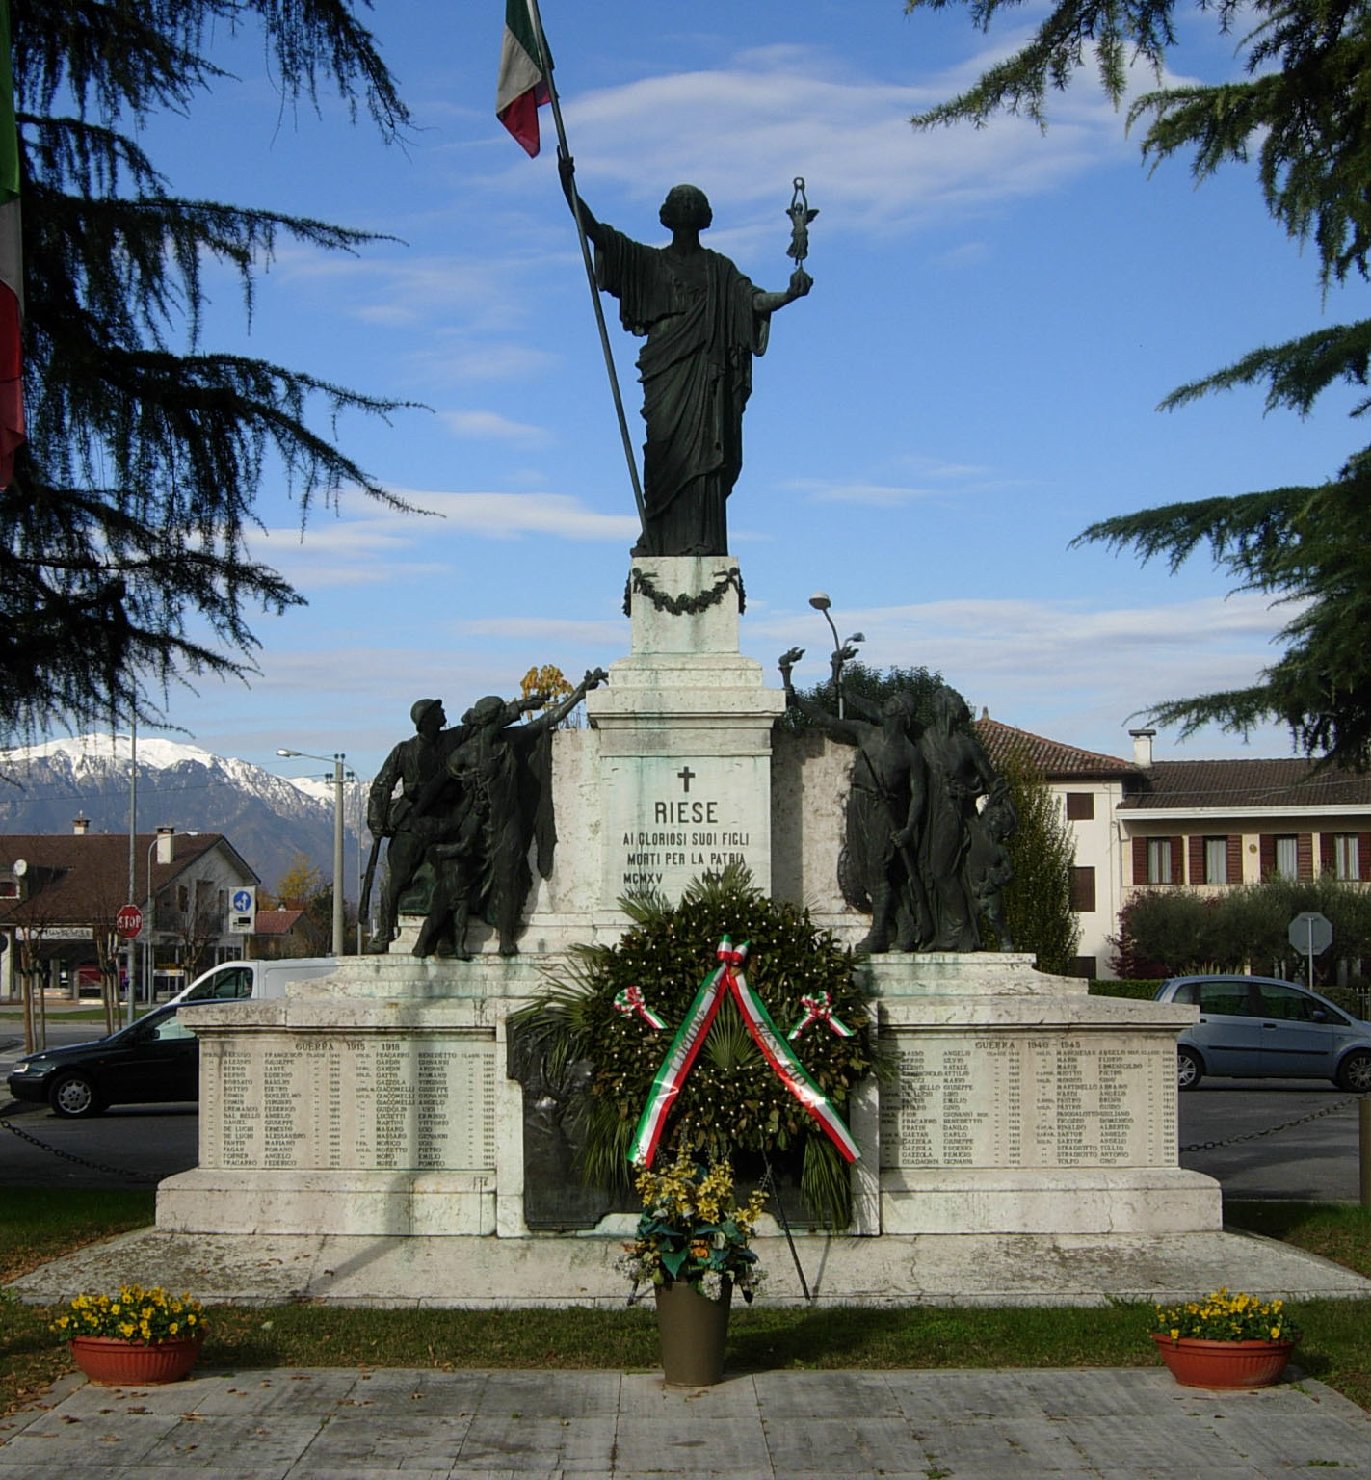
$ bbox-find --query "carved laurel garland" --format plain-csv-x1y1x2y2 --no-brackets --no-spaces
622,565,746,618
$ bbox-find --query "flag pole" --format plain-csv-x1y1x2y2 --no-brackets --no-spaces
522,0,648,540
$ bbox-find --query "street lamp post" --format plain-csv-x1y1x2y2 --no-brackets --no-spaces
145,827,174,1004
124,717,137,1027
347,768,363,954
807,592,865,719
276,748,346,956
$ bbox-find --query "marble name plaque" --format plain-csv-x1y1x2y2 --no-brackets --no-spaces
879,1032,1176,1170
201,1031,497,1173
601,754,772,903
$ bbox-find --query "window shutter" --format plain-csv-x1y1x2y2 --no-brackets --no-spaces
1360,834,1371,881
1070,866,1096,913
1298,832,1313,880
1169,835,1183,885
1226,835,1242,885
1259,834,1275,881
1321,833,1336,873
1188,835,1204,884
1132,836,1148,885
1066,792,1095,821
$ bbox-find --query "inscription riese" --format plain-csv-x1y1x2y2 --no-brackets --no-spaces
604,755,771,902
202,1033,497,1173
879,1033,1175,1170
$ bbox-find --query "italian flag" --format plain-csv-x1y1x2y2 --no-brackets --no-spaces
0,0,22,489
496,0,550,157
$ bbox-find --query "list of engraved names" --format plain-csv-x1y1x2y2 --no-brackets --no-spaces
203,1034,496,1172
879,1033,1174,1169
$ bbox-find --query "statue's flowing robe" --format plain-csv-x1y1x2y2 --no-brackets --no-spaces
595,225,771,555
917,724,996,952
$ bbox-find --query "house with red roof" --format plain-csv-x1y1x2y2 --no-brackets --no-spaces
976,719,1371,978
0,821,260,1001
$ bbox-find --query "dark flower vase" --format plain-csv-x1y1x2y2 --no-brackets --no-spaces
653,1279,732,1386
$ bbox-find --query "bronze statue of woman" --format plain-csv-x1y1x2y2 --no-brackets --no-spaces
560,156,810,556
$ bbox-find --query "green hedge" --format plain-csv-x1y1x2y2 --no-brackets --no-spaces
1088,979,1162,1001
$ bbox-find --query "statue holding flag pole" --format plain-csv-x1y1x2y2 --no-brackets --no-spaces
498,0,813,557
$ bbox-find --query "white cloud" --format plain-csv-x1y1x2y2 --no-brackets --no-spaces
252,517,447,588
782,459,1032,505
791,480,942,507
455,616,625,645
933,241,992,270
247,488,636,596
408,340,563,384
553,38,1133,236
744,590,1297,759
391,489,639,541
441,409,552,443
267,246,539,334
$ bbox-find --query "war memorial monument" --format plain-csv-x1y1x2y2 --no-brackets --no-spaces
155,157,1222,1305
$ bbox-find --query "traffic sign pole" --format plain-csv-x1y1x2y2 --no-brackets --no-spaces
1287,911,1333,992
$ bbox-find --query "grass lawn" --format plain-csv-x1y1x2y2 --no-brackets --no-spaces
3,1192,1370,1417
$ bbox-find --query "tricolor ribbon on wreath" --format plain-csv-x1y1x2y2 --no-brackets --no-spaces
787,990,854,1042
626,936,861,1168
613,984,666,1031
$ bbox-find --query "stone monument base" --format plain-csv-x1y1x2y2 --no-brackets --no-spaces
15,1224,1369,1310
161,950,1221,1270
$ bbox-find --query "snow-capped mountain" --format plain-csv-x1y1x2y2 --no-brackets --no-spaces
0,735,370,898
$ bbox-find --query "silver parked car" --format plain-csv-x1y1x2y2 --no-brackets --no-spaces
1155,974,1371,1092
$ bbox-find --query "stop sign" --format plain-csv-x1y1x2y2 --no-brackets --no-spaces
1288,910,1333,957
115,903,143,939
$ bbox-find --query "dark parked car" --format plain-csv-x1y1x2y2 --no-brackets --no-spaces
1155,974,1371,1092
6,1003,199,1117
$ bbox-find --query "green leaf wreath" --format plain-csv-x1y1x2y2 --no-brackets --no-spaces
513,864,876,1227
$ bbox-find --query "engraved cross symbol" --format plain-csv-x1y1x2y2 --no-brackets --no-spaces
677,766,696,793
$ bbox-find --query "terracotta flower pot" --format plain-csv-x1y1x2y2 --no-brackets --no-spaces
653,1279,732,1387
69,1334,204,1386
1151,1332,1295,1389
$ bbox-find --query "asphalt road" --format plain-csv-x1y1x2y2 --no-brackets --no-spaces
1,1022,1366,1197
0,1019,200,1188
1177,1078,1365,1201
0,1101,199,1187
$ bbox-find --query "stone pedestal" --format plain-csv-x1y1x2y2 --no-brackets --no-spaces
160,950,1218,1250
586,557,785,907
865,954,1218,1235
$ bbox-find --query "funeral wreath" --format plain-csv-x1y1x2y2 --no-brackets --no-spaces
513,864,876,1227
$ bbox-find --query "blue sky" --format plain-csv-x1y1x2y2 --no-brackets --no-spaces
84,1,1364,782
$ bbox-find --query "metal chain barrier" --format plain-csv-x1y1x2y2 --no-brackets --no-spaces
1181,1095,1356,1153
0,1105,157,1182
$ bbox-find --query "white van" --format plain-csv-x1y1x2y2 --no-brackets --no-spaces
165,957,340,1006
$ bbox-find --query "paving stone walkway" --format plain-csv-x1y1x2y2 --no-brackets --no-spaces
1,1364,1368,1478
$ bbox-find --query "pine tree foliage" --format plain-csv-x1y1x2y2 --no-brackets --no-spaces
906,0,1371,768
993,749,1080,975
2,0,414,746
780,660,952,733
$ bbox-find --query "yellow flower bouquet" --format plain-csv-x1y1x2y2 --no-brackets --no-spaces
618,1149,768,1304
52,1284,205,1345
1152,1287,1297,1344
